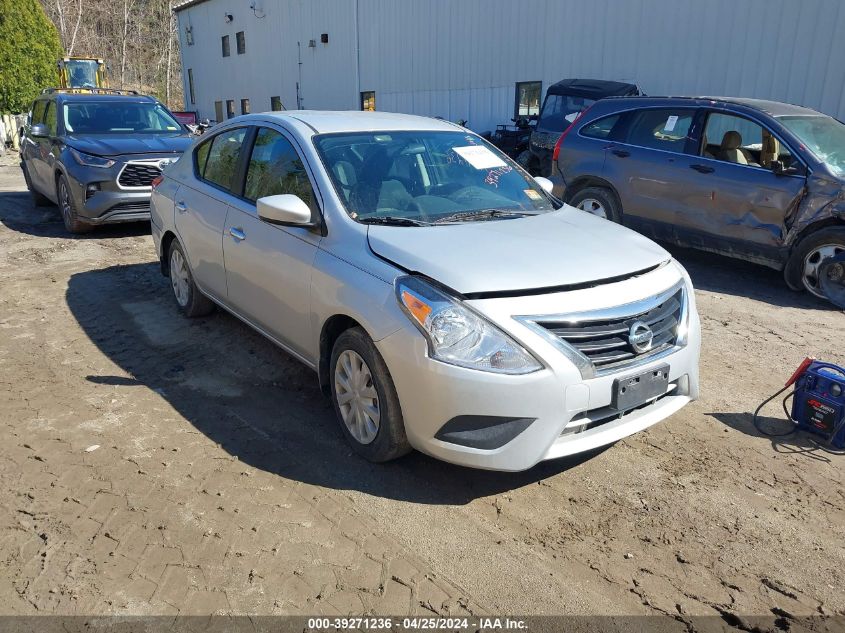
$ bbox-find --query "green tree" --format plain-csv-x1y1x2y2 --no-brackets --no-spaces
0,0,63,113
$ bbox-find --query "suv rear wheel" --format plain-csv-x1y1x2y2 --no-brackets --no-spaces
568,187,622,223
784,226,845,298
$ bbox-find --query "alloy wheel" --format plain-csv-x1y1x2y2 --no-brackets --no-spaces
169,248,191,307
59,181,72,225
334,349,380,445
576,198,607,219
803,243,845,297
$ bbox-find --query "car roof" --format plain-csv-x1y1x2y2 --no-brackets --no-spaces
53,93,157,103
243,110,465,134
547,78,640,98
600,95,823,117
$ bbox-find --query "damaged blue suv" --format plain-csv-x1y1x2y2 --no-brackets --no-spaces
551,96,845,300
20,89,192,234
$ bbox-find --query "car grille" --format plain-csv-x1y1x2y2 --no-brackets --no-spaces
532,286,685,373
118,163,162,188
111,202,151,212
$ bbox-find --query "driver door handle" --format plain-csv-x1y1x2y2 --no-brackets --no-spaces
229,227,246,241
611,149,630,158
690,164,715,174
175,201,187,213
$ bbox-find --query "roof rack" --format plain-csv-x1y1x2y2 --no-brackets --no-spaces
41,88,141,96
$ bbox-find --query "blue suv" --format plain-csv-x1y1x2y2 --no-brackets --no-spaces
550,96,845,299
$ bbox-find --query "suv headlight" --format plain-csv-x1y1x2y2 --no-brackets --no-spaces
396,276,542,375
69,148,115,169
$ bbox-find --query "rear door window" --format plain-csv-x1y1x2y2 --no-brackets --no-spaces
624,108,695,153
200,127,248,193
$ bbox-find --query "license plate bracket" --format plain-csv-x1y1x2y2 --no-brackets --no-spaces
612,364,670,410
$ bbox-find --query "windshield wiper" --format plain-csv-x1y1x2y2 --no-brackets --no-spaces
358,216,434,227
433,208,540,224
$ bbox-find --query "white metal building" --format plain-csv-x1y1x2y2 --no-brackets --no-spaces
175,0,845,133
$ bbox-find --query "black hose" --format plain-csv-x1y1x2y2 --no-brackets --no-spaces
752,385,798,437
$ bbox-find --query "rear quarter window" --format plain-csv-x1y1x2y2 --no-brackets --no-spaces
580,114,622,140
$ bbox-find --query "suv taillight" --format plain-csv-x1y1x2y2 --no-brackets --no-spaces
552,105,594,163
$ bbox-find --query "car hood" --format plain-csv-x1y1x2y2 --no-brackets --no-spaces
65,134,193,157
367,206,671,295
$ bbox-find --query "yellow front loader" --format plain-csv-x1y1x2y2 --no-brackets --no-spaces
58,58,108,90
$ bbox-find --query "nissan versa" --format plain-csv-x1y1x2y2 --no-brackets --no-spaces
149,111,701,471
20,89,192,234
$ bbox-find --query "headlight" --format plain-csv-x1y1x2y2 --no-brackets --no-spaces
69,148,115,169
396,276,542,375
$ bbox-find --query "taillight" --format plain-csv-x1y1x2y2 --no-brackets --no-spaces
151,175,163,189
552,105,594,162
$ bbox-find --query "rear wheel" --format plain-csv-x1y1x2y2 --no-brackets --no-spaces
22,164,50,207
330,327,411,463
57,174,92,234
168,240,215,317
784,227,845,298
568,187,622,223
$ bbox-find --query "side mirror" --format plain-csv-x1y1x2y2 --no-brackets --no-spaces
534,176,554,194
256,194,314,227
30,123,49,138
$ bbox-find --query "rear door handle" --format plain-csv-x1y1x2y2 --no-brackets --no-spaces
611,149,630,158
175,201,187,213
690,164,715,174
229,227,246,241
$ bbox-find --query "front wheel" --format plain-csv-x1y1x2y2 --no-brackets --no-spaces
57,175,92,234
784,226,845,298
330,327,411,463
568,187,622,223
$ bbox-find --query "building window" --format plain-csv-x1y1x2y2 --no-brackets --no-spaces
515,81,541,118
226,100,235,119
222,35,230,57
241,98,250,115
236,31,246,55
187,69,195,105
271,96,284,111
185,26,194,46
214,101,224,122
360,91,375,111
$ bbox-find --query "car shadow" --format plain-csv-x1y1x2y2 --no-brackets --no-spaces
66,262,604,505
662,243,834,310
0,191,150,239
708,411,835,463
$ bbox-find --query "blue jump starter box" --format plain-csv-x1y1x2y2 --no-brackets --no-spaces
791,361,845,449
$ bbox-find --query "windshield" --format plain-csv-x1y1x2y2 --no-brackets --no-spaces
538,94,596,133
63,102,183,135
65,59,99,88
779,115,845,176
315,131,555,223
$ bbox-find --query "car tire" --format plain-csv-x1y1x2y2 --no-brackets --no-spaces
784,226,845,298
22,165,51,207
330,327,411,463
56,174,93,234
167,239,215,317
568,187,622,223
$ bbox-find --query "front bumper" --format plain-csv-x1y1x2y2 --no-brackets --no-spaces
63,154,177,225
376,265,701,471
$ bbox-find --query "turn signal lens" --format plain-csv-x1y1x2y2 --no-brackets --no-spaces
400,290,432,324
151,175,164,189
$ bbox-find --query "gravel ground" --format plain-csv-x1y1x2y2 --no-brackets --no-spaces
0,153,843,626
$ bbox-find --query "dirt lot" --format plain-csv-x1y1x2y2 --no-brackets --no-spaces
0,154,843,625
